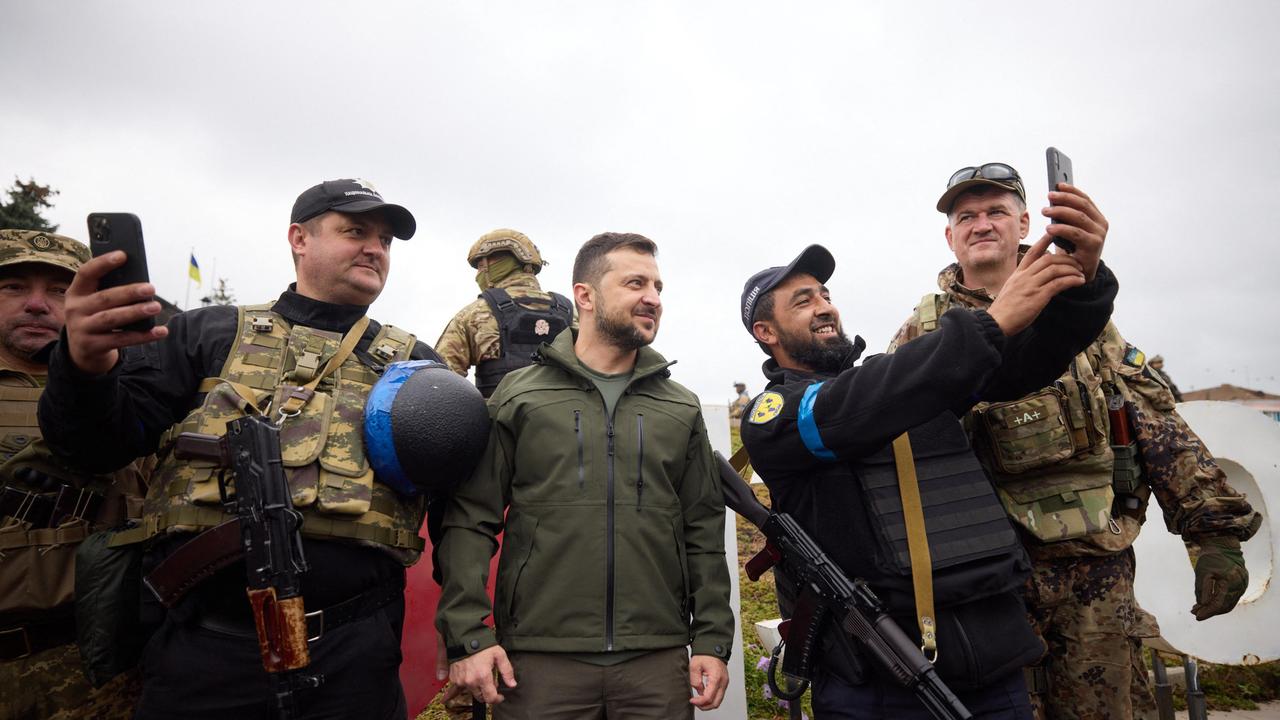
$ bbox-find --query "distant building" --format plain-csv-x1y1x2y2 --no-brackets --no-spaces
1182,384,1280,422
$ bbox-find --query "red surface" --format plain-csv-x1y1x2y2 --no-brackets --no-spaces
399,530,500,717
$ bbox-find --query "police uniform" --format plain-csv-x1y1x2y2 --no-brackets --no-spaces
0,230,144,720
889,259,1261,720
434,229,572,397
38,180,449,719
739,245,1119,720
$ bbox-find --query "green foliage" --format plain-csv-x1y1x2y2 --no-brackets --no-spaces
1159,656,1280,712
0,178,58,231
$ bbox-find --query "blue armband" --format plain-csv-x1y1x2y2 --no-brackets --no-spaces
798,382,837,461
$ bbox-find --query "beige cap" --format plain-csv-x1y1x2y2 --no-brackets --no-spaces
0,229,89,275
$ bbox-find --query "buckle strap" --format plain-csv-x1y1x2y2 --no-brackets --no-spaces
892,432,938,661
305,574,405,642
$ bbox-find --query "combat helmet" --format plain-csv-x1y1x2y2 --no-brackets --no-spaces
467,229,545,273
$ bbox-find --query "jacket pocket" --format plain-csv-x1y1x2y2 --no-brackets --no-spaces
670,516,689,617
575,409,584,491
496,513,540,631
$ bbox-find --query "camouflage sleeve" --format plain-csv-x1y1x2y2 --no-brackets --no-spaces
1106,328,1261,541
886,312,924,353
433,309,475,376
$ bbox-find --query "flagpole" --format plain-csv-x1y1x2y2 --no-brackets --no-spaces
184,247,193,310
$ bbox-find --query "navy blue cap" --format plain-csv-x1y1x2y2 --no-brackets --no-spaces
291,178,417,240
740,244,836,335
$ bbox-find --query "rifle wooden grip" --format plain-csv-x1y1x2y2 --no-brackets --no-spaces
248,588,311,673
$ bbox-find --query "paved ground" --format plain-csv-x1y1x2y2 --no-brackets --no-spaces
1176,702,1280,719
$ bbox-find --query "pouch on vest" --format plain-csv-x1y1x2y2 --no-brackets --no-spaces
976,389,1076,474
0,519,90,615
75,526,148,687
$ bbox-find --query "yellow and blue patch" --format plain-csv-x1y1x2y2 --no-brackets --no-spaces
1123,344,1146,368
749,391,785,424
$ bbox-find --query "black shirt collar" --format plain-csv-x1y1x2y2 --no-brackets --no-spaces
272,284,369,334
760,334,867,387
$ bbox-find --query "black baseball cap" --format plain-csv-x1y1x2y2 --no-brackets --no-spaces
740,244,836,335
290,178,417,240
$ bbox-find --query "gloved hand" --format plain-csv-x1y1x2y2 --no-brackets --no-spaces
1187,535,1248,621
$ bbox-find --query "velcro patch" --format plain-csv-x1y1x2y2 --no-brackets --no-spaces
1123,344,1146,368
749,391,785,424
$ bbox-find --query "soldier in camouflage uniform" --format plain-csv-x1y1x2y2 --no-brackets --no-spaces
888,164,1262,720
435,229,572,397
1147,356,1183,402
0,229,144,720
37,180,449,719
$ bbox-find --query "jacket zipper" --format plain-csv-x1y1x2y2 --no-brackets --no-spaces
575,409,584,490
605,411,616,651
635,413,645,509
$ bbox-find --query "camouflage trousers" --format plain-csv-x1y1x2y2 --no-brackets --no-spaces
1025,548,1160,720
0,641,141,720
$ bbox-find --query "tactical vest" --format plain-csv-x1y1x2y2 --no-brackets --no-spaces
129,303,427,564
475,288,572,398
0,371,42,464
0,371,119,617
850,413,1030,611
913,293,1128,547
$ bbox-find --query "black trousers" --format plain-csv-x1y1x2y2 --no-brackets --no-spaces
133,597,408,720
812,668,1032,720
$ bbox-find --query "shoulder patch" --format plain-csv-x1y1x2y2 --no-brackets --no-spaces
1122,344,1146,368
749,391,785,424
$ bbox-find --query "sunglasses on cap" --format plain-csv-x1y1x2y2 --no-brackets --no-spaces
947,163,1023,190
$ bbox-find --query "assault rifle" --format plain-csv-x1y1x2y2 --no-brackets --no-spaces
174,416,321,719
716,451,972,720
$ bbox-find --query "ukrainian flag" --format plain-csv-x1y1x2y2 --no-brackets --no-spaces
189,253,201,286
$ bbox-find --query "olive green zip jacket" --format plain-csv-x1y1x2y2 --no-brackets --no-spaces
436,329,734,662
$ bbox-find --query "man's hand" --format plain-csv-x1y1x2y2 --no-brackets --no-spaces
986,234,1086,336
1188,535,1249,621
1043,182,1109,282
65,251,167,375
689,655,728,711
448,645,516,705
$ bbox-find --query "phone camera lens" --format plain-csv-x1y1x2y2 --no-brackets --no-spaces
91,217,111,243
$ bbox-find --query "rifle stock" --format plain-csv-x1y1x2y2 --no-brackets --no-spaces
713,451,971,720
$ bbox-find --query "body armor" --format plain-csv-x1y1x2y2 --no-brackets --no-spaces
913,293,1141,551
850,413,1029,611
1,370,122,618
474,288,572,397
128,303,427,563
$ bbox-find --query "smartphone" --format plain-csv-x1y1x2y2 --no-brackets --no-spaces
86,212,155,332
1045,147,1075,252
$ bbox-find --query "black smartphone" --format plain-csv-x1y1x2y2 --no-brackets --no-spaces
86,212,155,332
1045,147,1075,252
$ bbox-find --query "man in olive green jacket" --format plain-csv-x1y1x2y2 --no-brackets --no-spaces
437,232,734,718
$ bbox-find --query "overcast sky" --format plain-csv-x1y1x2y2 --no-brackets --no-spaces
4,1,1277,402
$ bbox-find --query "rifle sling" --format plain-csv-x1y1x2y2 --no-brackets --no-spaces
728,444,751,475
144,518,246,608
891,432,937,660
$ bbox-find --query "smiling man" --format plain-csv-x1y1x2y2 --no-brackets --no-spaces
738,239,1119,719
888,164,1261,720
437,232,735,719
37,179,447,719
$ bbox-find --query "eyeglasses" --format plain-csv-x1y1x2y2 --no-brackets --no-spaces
947,163,1023,191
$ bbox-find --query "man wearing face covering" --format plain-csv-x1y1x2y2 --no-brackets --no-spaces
435,229,574,398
